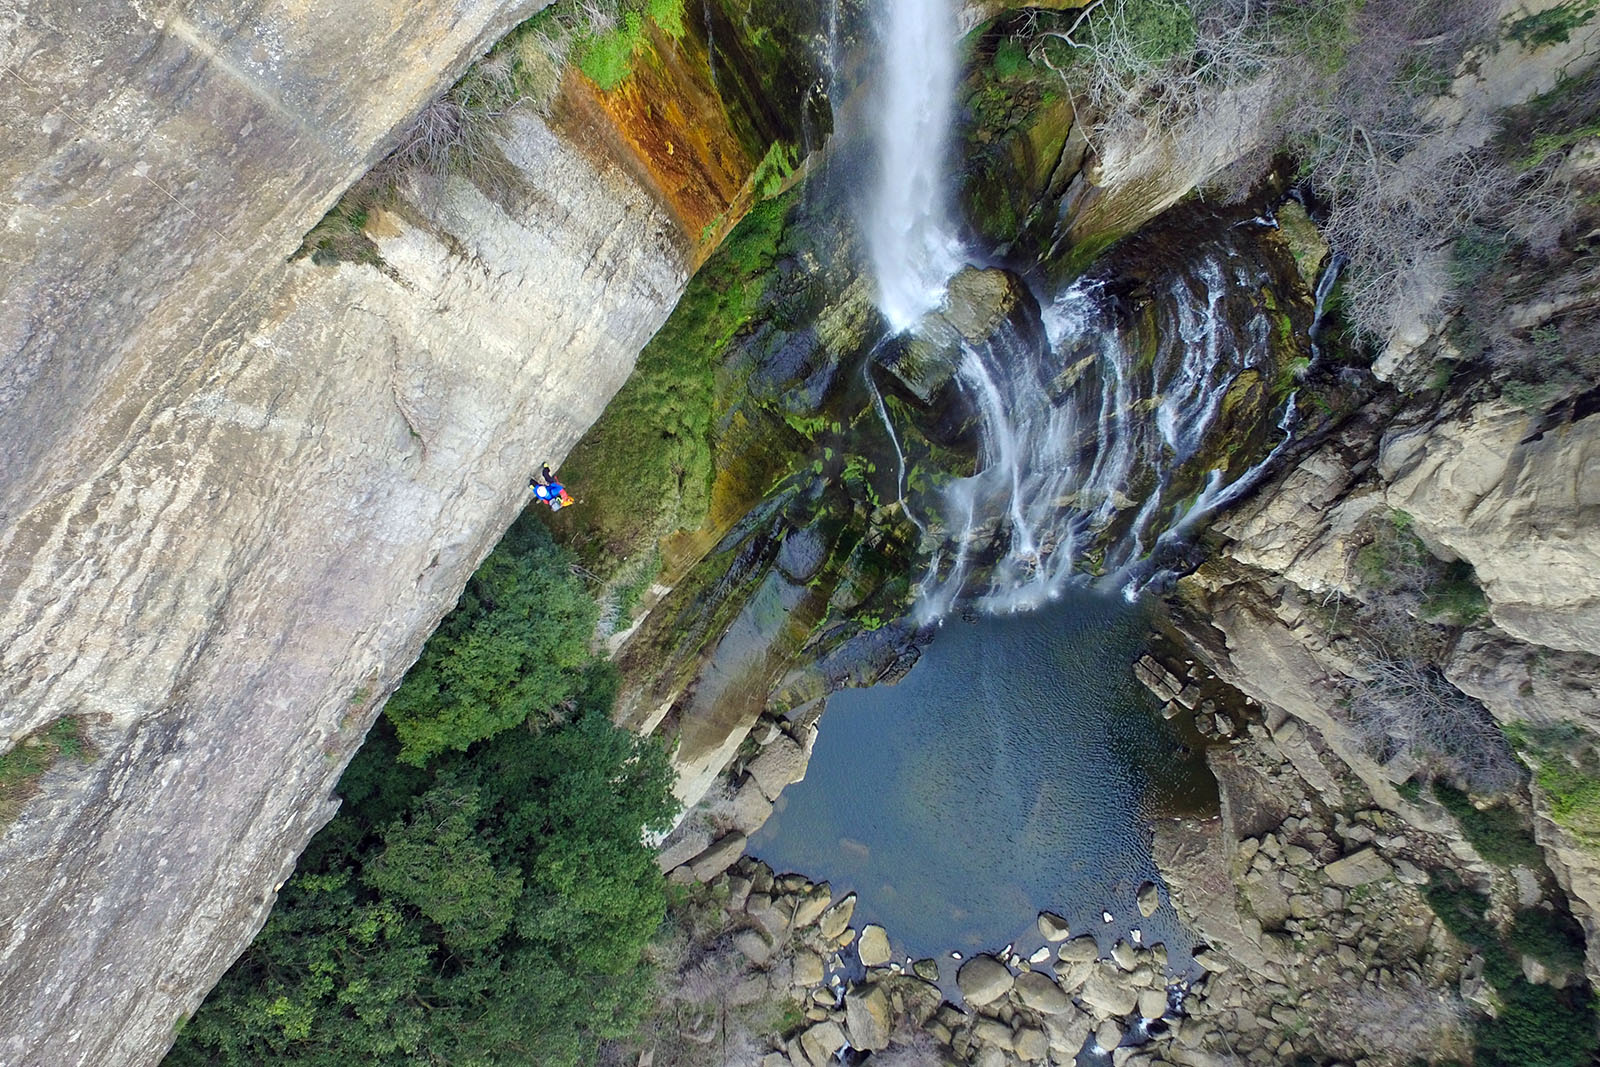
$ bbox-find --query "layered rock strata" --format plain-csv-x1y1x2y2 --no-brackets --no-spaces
0,3,745,1062
1173,392,1600,983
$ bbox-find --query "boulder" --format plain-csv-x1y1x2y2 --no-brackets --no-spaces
1039,911,1072,941
818,893,856,941
974,1019,1015,1050
1096,1019,1125,1051
748,897,795,944
1275,199,1330,287
913,958,941,982
974,1047,1008,1067
688,832,747,882
1014,1027,1049,1062
858,924,892,967
958,954,1016,1007
1112,940,1138,971
1324,847,1392,887
799,1020,846,1067
730,775,775,834
793,883,832,929
1139,988,1169,1019
1044,1007,1094,1057
1055,959,1094,994
845,985,892,1051
793,949,825,987
733,929,771,966
1137,881,1161,917
1080,971,1140,1017
1192,947,1229,973
1014,970,1073,1014
940,267,1024,344
1059,935,1099,963
747,736,810,800
656,828,712,873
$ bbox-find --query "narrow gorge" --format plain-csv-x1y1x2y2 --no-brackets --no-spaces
3,0,1600,1066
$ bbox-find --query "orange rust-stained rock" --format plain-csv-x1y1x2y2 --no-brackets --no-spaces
556,24,758,266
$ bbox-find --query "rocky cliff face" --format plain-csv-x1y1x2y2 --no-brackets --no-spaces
1174,391,1600,980
0,3,751,1063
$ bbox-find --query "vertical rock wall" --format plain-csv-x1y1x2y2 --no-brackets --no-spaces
0,3,765,1065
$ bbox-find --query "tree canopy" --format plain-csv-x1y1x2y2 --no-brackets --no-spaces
168,513,676,1067
384,515,598,765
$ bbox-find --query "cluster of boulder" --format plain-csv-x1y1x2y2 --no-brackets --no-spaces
652,636,1580,1066
1141,643,1515,1066
661,850,1216,1067
938,922,1193,1067
657,715,817,884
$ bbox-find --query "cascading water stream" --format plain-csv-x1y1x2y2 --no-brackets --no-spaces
867,0,963,331
913,237,1307,619
862,357,927,540
858,0,1307,620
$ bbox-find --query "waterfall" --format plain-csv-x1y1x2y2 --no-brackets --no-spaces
914,238,1304,620
867,0,963,332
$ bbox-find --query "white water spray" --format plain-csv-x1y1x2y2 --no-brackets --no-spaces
914,240,1306,619
868,0,963,332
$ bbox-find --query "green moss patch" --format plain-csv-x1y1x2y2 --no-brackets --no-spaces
1507,721,1600,853
0,716,91,823
559,190,797,572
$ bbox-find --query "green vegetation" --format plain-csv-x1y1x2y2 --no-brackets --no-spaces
1354,510,1487,626
1504,0,1598,48
1420,562,1489,626
1511,907,1589,972
0,716,90,822
1268,0,1365,76
1448,228,1510,288
749,141,799,199
1506,722,1600,852
167,514,676,1067
1118,0,1199,66
560,191,797,569
993,35,1030,79
384,515,598,765
1432,782,1546,868
1424,879,1597,1067
1519,116,1600,169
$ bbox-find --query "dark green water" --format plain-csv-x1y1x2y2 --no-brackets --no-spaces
749,588,1216,974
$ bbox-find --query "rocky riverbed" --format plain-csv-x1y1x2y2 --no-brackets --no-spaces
643,627,1589,1067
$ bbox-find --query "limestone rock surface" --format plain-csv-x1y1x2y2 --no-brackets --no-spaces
0,4,704,1064
1380,403,1600,656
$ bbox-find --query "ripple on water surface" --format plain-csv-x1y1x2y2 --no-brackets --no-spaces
749,588,1217,979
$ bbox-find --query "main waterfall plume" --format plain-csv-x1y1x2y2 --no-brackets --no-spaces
867,0,962,331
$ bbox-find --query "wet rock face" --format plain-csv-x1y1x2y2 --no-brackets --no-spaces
0,3,703,1064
